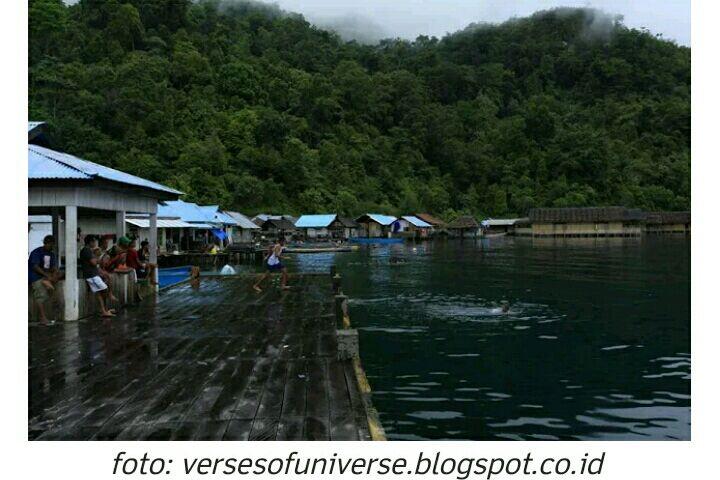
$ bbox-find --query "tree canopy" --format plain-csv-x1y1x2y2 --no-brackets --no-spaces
29,0,690,218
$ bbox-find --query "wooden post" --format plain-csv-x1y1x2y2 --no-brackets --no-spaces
330,265,337,277
116,210,125,240
149,212,158,289
332,273,342,294
64,205,79,321
335,294,349,329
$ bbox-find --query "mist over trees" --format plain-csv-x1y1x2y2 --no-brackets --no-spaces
29,0,690,218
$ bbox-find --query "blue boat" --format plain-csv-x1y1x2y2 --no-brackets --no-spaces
348,237,404,245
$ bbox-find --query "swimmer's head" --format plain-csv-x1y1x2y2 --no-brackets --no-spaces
501,301,510,313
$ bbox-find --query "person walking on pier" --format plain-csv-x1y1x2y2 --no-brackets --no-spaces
80,235,115,318
253,238,289,293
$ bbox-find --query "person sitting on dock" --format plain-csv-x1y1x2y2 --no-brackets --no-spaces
253,238,289,293
125,238,158,285
79,235,115,318
101,237,128,273
28,235,60,325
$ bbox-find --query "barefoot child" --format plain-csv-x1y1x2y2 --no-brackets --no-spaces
253,238,289,292
80,235,115,317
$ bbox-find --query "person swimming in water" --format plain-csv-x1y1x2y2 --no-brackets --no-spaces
253,238,289,292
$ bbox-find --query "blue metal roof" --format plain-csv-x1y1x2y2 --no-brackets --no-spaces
216,211,239,226
402,215,432,228
29,147,89,179
295,214,337,228
158,200,214,223
358,213,398,226
28,145,181,195
198,205,238,226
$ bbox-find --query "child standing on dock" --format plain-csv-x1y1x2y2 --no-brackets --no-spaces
80,235,115,318
253,238,289,293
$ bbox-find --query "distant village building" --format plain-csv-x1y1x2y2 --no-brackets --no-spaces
258,217,297,240
447,215,481,238
397,215,433,238
125,215,193,252
294,214,359,240
155,200,238,251
252,214,297,227
523,207,646,237
224,211,260,243
482,218,528,235
354,214,399,238
331,216,359,240
644,211,690,235
415,213,446,229
295,214,336,239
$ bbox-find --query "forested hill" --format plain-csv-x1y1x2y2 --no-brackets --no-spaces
29,0,690,218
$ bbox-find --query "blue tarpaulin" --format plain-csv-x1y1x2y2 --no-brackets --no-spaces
211,229,227,240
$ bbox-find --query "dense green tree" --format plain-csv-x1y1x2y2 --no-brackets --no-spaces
28,2,690,218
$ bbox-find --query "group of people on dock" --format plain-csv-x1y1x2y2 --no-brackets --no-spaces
28,234,158,324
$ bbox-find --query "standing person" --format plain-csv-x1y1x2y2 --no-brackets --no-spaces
80,235,115,318
28,235,59,325
253,238,289,293
94,236,118,304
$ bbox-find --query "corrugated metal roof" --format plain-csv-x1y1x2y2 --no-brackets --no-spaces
401,215,432,228
28,121,46,133
215,211,238,226
126,218,193,229
158,200,214,223
295,214,337,228
356,214,397,226
29,146,90,179
224,211,260,229
28,145,181,195
484,218,524,227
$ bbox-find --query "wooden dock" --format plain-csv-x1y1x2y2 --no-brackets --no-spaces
28,272,383,441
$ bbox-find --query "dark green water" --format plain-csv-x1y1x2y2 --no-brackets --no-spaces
279,237,690,440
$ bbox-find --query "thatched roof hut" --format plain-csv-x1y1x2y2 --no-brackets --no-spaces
528,207,646,224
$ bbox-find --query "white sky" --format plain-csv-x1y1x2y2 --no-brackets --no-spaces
267,0,690,45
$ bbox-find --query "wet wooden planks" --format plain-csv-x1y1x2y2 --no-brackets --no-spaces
29,274,369,441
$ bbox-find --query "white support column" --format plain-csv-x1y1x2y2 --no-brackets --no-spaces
64,205,79,321
149,212,158,289
116,210,125,241
51,207,61,269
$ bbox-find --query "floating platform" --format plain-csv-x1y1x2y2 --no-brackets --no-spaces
348,237,404,245
28,273,383,441
285,246,358,253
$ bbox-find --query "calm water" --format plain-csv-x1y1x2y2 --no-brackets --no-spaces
258,236,690,440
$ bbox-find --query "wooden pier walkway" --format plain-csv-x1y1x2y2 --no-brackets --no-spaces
29,273,380,440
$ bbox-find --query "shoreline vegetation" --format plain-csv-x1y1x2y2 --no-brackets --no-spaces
29,1,689,220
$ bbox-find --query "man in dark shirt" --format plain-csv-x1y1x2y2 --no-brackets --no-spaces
80,235,115,317
28,235,58,324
